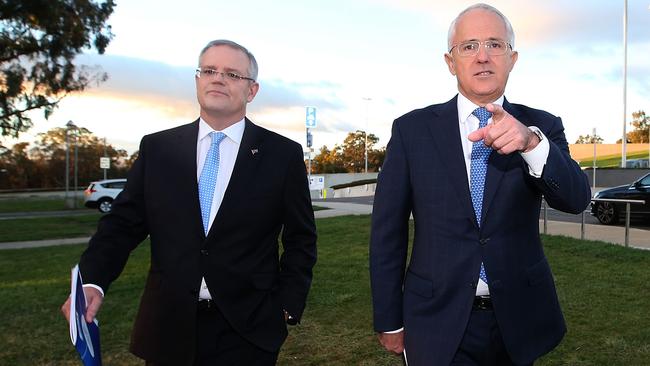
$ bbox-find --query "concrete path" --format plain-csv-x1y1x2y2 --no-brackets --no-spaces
0,237,90,250
2,201,648,251
314,201,650,251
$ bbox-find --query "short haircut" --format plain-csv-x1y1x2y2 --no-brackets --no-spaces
199,39,259,81
447,3,515,51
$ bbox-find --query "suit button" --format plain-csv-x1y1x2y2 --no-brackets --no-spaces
479,238,490,246
200,249,208,255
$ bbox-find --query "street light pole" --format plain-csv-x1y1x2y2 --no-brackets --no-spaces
103,137,108,180
65,120,78,208
622,0,628,168
592,128,597,192
74,133,78,208
65,125,70,205
363,97,372,173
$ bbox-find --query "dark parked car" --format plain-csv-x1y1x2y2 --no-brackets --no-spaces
591,172,650,224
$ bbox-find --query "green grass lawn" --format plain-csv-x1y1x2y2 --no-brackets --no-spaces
578,150,649,168
0,197,86,213
0,214,101,242
1,216,649,365
0,206,324,244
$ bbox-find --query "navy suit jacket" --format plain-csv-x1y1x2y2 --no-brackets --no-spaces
369,96,590,365
80,118,317,365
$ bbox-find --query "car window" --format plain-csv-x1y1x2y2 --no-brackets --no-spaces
103,181,126,189
640,175,650,186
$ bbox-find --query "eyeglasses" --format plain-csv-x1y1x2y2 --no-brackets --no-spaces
448,39,512,57
195,68,255,82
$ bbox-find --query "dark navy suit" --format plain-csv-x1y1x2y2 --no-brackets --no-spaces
80,118,317,365
370,96,590,365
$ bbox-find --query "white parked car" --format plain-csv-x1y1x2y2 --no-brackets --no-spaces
84,178,126,213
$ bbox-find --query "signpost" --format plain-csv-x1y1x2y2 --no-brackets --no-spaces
305,107,317,176
308,175,325,190
100,157,110,180
305,107,317,128
309,175,326,198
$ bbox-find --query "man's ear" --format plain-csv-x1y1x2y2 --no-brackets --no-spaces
247,82,259,103
444,53,456,76
508,51,519,72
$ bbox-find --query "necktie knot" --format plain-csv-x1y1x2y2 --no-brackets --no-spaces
472,107,492,128
211,131,226,146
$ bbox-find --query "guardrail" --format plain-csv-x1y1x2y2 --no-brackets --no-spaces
541,198,646,247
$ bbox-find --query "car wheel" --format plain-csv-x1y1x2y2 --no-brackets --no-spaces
98,198,113,213
596,202,618,225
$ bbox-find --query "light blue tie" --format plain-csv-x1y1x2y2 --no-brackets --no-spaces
470,107,492,283
198,131,226,235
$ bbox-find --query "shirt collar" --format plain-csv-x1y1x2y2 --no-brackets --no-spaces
198,118,246,144
457,93,505,123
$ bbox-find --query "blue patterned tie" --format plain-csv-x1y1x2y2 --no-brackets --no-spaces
470,107,492,283
198,131,226,235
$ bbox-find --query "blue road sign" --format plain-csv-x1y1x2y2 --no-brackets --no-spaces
305,107,317,128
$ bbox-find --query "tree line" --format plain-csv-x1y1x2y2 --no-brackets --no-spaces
0,127,136,190
575,110,649,144
309,130,385,173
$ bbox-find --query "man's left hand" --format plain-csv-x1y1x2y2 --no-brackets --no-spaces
468,103,540,154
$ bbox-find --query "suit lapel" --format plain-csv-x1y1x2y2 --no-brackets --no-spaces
207,118,263,238
426,96,476,225
481,98,516,224
173,120,205,239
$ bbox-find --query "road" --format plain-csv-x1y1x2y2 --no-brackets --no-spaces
313,196,650,230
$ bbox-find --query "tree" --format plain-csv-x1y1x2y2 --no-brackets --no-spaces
0,126,131,189
0,0,116,137
310,131,385,173
29,126,129,188
340,130,380,172
0,142,39,188
311,145,345,174
575,134,603,144
617,110,650,144
368,147,386,171
627,110,649,143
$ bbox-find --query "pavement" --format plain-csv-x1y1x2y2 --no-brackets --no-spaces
314,201,650,251
2,201,649,251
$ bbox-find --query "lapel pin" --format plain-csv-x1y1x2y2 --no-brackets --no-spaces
251,148,259,155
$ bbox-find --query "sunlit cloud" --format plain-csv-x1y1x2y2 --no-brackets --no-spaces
4,0,649,153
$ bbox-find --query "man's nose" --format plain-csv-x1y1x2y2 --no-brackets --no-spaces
210,73,227,84
476,44,489,62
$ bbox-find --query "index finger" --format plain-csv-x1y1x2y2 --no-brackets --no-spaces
485,103,506,123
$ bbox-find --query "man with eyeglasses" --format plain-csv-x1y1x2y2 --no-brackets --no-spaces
370,4,589,366
61,40,317,365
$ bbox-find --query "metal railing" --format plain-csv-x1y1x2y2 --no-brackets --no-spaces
542,198,646,247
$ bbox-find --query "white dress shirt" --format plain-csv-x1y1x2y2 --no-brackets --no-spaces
456,93,549,296
196,118,245,300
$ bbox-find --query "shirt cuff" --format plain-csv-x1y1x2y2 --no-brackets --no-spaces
519,126,549,178
83,284,105,297
383,327,404,334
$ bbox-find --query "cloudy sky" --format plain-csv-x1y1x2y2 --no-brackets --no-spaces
7,0,650,154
